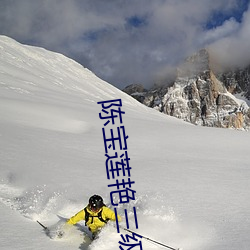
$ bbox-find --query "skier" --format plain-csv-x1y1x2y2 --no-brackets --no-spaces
66,194,121,239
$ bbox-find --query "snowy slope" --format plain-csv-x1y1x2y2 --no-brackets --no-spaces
0,36,250,250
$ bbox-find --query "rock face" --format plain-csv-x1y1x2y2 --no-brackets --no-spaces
217,66,250,100
123,49,250,130
123,84,147,103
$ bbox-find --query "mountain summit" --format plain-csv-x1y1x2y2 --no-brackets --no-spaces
124,49,250,130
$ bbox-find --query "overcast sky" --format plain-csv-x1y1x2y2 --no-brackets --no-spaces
0,0,249,89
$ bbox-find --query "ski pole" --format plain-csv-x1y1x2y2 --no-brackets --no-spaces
121,227,181,250
37,220,48,230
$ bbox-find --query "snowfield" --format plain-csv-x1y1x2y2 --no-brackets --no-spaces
0,36,250,250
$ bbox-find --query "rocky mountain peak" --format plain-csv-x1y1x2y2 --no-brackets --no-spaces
123,49,250,130
177,48,210,78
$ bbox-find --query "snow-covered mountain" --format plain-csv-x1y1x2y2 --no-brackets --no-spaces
124,49,250,130
1,36,250,250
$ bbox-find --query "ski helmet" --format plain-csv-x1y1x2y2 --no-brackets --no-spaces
89,195,104,210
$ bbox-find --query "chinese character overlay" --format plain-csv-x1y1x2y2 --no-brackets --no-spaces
119,232,143,250
98,99,143,249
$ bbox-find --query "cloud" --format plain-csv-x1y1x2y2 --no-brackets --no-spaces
209,4,250,69
200,18,240,45
0,0,249,88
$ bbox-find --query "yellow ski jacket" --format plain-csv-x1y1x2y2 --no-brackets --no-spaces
67,206,121,233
